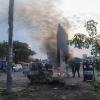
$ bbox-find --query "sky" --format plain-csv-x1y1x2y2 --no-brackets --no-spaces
0,0,100,59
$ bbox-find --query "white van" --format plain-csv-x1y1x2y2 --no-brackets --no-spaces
13,64,23,72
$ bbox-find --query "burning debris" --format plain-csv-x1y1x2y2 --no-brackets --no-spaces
26,24,70,83
1,0,73,83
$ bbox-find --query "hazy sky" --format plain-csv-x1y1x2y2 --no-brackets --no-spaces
59,0,100,34
0,0,100,59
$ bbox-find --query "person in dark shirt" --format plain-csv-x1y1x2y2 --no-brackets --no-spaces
94,59,100,76
85,60,90,68
73,62,80,78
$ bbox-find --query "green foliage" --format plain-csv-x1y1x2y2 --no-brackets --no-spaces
70,19,100,56
0,42,7,58
70,33,90,49
93,60,100,72
13,41,35,63
85,19,98,36
93,81,100,92
91,40,100,56
0,41,36,63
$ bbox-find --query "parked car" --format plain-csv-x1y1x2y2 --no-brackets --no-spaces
13,64,23,72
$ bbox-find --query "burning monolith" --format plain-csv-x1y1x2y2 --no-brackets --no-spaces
57,24,69,69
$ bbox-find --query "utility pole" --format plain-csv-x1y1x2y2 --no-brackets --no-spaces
7,0,14,94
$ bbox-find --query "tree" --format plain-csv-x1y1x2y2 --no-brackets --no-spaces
0,41,36,63
0,43,7,58
91,40,100,56
85,19,97,37
70,20,100,56
13,41,35,63
70,33,87,49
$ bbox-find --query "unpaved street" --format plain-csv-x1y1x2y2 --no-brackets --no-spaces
0,71,100,100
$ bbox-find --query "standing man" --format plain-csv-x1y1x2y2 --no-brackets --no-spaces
71,63,75,76
73,62,81,78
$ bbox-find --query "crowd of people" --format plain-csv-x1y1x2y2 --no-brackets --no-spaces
70,59,100,78
30,62,53,75
24,58,100,82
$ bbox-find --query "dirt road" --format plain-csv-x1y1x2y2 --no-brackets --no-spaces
0,72,100,100
0,82,100,100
